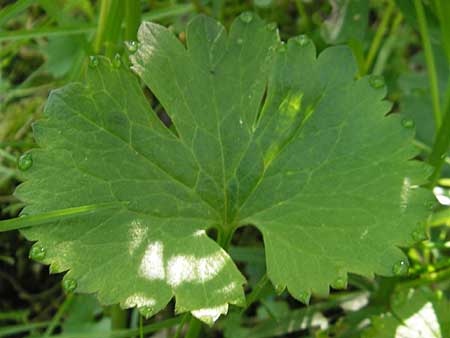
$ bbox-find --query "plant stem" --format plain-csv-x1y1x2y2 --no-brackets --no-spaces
0,0,34,27
427,101,450,186
94,0,125,56
217,224,238,250
434,0,450,63
0,149,16,163
20,317,182,338
372,12,403,75
363,0,395,75
414,0,442,127
240,273,269,314
295,0,311,32
0,202,121,232
43,294,74,337
0,321,51,337
398,266,450,289
173,313,190,338
125,0,141,41
185,316,202,338
0,5,195,42
413,139,450,166
111,305,128,330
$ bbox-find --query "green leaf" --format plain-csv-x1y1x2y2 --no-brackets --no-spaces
62,295,111,335
363,288,450,338
15,13,432,324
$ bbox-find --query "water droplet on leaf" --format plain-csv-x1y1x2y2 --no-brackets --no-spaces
401,118,415,129
274,284,285,294
125,40,138,53
266,22,277,31
369,75,385,89
277,43,287,53
293,35,310,47
88,55,99,68
332,275,347,289
139,306,153,318
18,153,32,171
113,54,121,68
240,12,253,23
392,259,409,276
237,38,243,45
63,278,78,293
297,291,311,304
29,244,46,261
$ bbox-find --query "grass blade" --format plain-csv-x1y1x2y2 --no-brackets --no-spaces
0,202,122,232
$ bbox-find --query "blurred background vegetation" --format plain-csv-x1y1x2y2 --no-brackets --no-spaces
1,0,450,337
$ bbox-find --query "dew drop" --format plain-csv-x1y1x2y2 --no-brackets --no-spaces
274,284,285,294
392,259,409,276
139,306,153,318
401,118,415,129
88,55,99,68
266,22,277,31
240,12,253,23
63,278,78,293
125,40,138,53
332,275,347,289
239,118,243,125
369,75,385,89
113,53,121,68
17,153,32,171
29,244,46,261
293,34,310,47
237,38,244,45
297,290,311,305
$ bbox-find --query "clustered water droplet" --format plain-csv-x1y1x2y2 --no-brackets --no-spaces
369,75,385,89
29,244,46,261
294,35,310,47
392,259,409,276
401,118,415,129
17,153,32,171
240,12,253,24
88,55,99,68
113,53,121,68
63,278,78,293
125,40,138,53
